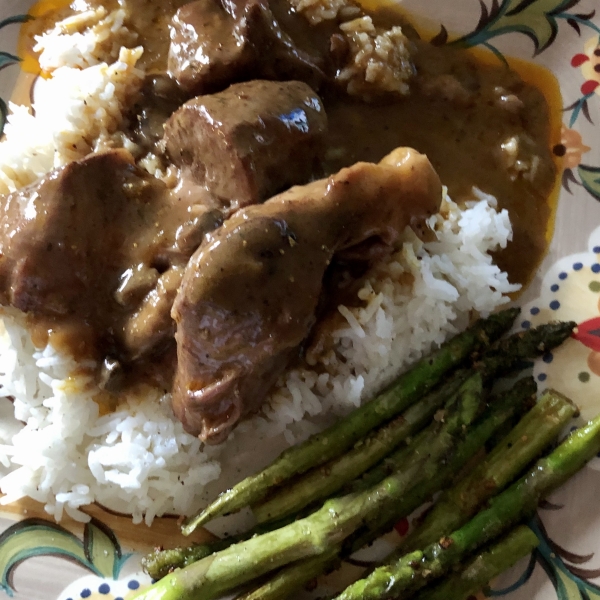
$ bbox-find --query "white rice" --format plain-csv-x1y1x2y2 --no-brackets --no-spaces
0,7,520,525
0,315,222,524
34,7,136,72
0,10,143,194
0,190,519,524
288,0,358,24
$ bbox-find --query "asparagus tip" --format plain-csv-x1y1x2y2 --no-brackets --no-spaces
181,515,204,536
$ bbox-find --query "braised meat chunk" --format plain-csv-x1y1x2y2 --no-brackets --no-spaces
171,147,443,443
0,150,164,323
164,80,328,209
0,150,219,370
168,0,249,95
0,77,330,380
168,0,325,96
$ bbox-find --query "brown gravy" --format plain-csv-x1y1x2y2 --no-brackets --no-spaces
322,42,561,287
11,0,561,381
19,0,561,290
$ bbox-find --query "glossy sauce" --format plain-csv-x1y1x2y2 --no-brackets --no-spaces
322,41,561,287
7,0,563,395
18,0,561,292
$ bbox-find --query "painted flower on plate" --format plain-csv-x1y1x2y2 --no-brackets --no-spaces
571,36,600,96
556,125,592,169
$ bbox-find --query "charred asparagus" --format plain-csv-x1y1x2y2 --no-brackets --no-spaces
182,309,519,534
252,320,575,525
415,526,539,600
334,414,600,600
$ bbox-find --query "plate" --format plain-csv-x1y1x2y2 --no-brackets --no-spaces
0,1,599,599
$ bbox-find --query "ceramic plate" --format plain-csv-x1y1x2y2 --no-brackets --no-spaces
0,0,600,598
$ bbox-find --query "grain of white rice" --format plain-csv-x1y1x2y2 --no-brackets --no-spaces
288,0,359,24
34,7,136,72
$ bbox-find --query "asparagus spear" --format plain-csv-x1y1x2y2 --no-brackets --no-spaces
349,376,537,495
143,542,221,580
251,320,575,525
144,375,473,582
474,320,576,380
238,547,340,600
385,388,578,562
142,514,297,580
415,526,539,600
232,377,537,600
252,373,466,524
131,375,484,600
182,309,518,534
334,411,600,600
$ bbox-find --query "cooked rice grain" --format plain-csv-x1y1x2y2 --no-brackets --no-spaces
337,17,414,99
288,0,359,24
34,7,137,72
0,312,220,524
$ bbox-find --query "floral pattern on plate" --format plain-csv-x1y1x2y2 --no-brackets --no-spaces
521,225,600,423
561,34,600,202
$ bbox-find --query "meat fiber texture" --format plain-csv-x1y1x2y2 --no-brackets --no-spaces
0,189,518,525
